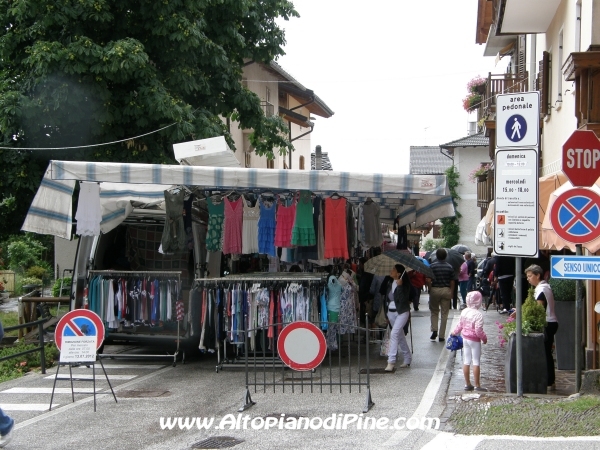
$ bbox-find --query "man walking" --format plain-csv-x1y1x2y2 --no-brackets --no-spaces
427,248,455,342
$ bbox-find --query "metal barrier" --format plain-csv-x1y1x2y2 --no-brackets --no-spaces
238,320,374,413
1,317,49,374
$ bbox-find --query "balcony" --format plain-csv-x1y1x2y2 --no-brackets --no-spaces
476,170,494,208
261,101,274,117
475,72,529,120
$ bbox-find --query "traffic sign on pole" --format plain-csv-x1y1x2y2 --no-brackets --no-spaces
496,92,540,148
55,309,105,352
494,148,539,257
549,187,600,244
551,255,600,280
562,130,600,187
277,321,326,371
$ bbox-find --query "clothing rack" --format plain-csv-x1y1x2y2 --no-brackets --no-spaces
87,270,184,367
194,273,326,372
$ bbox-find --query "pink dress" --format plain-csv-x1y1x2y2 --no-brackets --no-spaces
223,197,243,254
274,200,296,248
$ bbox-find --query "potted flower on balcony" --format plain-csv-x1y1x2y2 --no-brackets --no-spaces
468,164,491,183
462,93,482,112
467,76,487,95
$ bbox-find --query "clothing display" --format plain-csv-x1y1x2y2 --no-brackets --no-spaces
161,189,186,253
258,197,277,256
362,201,381,247
274,199,296,248
324,197,349,259
206,198,225,252
291,190,316,246
75,182,102,236
223,197,243,255
242,198,260,254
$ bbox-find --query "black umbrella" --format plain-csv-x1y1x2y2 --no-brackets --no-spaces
383,250,435,279
451,244,471,255
429,248,464,273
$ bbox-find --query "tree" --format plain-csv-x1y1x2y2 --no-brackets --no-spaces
0,0,298,238
440,165,461,248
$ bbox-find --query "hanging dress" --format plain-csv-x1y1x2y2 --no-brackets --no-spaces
274,199,296,248
223,197,243,255
161,189,186,253
242,198,260,254
362,201,382,247
324,197,349,259
206,198,225,252
257,197,277,257
291,190,316,246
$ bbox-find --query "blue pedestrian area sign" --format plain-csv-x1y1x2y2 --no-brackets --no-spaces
496,92,540,148
551,255,600,280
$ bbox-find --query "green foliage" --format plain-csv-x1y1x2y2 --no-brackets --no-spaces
52,277,72,297
5,235,46,271
20,276,42,287
440,165,461,248
548,278,583,301
26,265,48,280
522,286,546,332
0,0,299,236
423,239,443,251
0,342,59,383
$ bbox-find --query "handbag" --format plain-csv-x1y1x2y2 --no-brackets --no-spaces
446,335,463,351
374,306,388,328
380,326,391,357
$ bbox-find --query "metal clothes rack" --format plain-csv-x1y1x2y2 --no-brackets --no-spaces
194,273,327,372
88,270,184,367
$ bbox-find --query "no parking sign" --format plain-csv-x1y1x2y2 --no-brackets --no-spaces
55,310,105,363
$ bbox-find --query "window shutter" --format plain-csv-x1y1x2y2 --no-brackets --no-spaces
538,51,550,117
516,35,527,74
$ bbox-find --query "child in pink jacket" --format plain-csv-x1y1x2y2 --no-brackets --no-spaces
451,290,488,391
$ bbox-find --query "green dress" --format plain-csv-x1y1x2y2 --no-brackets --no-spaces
291,190,316,246
206,198,224,252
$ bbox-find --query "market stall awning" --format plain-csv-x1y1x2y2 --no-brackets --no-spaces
23,160,456,239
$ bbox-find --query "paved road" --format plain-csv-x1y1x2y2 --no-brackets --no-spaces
2,295,599,449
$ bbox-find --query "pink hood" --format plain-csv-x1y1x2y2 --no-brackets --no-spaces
466,290,482,310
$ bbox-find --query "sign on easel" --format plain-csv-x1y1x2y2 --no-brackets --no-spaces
55,309,105,351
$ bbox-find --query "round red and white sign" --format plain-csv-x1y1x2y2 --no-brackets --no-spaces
55,309,105,351
277,321,327,371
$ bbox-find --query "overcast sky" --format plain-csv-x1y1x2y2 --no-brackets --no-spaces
277,0,508,174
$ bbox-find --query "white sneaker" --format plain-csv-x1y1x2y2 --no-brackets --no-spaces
384,363,395,371
0,428,13,448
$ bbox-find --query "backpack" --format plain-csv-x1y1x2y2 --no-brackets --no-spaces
446,335,463,351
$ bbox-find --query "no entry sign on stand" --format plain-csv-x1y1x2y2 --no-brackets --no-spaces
277,321,326,371
55,309,105,352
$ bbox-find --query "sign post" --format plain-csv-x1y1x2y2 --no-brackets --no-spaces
496,92,540,398
51,309,117,411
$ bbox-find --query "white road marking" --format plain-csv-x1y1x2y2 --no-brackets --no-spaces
45,374,136,380
1,387,102,394
0,404,59,411
70,364,165,370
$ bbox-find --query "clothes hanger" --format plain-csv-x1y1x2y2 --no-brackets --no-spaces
330,192,341,199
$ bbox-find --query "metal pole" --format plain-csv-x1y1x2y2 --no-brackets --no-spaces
575,244,582,391
515,257,523,397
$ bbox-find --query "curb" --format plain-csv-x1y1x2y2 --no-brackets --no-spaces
437,347,458,432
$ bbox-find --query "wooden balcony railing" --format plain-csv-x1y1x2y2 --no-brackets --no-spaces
476,170,494,208
476,73,529,120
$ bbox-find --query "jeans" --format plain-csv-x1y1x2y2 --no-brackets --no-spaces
459,280,468,304
498,277,514,311
0,408,13,437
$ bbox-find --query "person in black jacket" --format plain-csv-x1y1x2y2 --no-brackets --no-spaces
383,264,412,371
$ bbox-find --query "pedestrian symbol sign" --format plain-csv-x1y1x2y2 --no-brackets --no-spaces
506,115,527,143
496,92,539,148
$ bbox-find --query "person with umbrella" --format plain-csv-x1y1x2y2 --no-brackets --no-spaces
383,264,412,371
426,248,455,342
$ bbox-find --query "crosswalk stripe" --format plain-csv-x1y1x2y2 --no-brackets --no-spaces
76,364,165,370
45,374,136,380
1,388,102,394
0,404,59,411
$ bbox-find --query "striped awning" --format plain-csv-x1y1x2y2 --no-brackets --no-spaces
22,160,456,239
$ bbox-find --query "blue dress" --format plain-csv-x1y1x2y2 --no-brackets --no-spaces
258,198,276,256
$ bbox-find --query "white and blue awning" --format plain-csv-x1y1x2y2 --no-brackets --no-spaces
23,160,456,239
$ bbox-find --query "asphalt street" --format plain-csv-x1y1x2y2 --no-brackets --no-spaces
1,294,599,449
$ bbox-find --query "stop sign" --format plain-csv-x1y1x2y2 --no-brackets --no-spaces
562,130,600,187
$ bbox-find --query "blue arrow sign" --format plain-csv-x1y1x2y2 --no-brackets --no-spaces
551,256,600,280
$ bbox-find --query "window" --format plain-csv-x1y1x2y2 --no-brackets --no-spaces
557,30,564,105
267,159,274,169
575,1,582,52
245,153,251,168
299,155,305,170
537,51,551,116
